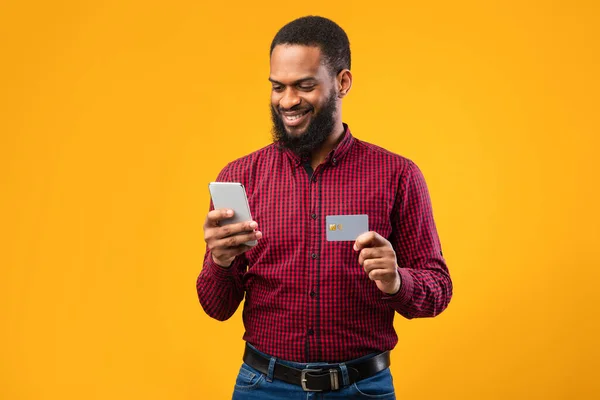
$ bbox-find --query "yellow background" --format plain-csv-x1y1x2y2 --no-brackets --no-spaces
1,0,599,398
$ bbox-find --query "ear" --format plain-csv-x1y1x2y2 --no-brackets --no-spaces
337,69,353,98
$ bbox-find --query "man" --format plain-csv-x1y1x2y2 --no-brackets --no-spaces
197,16,452,399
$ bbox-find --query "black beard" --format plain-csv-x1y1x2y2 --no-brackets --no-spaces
271,92,337,160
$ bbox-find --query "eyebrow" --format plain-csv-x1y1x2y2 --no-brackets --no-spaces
268,77,318,85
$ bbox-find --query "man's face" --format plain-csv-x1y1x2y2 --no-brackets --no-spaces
269,45,338,157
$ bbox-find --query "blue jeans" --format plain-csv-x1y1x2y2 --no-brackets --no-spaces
232,345,396,399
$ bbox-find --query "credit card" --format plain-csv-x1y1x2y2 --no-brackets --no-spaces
326,215,369,241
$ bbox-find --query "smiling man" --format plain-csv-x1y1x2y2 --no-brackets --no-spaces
197,16,452,399
269,43,348,168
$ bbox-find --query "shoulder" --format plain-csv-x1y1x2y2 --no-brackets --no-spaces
352,138,432,205
216,143,280,183
352,137,419,175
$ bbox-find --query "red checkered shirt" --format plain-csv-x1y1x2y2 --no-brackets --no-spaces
197,125,452,362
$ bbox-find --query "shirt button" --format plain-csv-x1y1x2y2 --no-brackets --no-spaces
311,253,318,259
310,213,317,220
332,158,337,165
308,328,314,336
311,176,317,183
310,290,316,298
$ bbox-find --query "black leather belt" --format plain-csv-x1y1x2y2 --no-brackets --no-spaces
242,344,391,392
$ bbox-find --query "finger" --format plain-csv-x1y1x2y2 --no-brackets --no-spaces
212,230,263,250
358,247,381,265
205,208,234,227
362,247,397,266
367,267,395,282
206,220,258,242
353,231,384,251
362,258,387,273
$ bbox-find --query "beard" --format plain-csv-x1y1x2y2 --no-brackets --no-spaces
271,91,337,160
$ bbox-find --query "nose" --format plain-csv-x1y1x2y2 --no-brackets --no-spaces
279,87,301,110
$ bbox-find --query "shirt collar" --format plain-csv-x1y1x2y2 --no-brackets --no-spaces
281,123,355,167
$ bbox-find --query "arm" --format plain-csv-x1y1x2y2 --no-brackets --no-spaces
196,249,247,321
196,166,262,321
384,160,452,318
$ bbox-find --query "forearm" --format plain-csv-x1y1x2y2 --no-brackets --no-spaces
196,252,245,321
387,160,453,318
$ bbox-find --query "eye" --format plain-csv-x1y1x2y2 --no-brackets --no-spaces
298,84,316,92
272,85,284,92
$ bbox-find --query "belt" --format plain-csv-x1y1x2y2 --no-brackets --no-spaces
242,344,391,392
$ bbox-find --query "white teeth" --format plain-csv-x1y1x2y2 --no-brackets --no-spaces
284,110,309,121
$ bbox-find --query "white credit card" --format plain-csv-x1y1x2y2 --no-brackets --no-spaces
326,215,369,241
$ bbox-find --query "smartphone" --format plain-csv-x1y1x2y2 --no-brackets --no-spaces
208,182,257,247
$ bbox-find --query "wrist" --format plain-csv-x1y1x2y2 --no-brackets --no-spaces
384,271,401,295
212,254,233,268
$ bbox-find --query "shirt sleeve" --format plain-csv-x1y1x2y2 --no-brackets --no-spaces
196,164,248,321
196,250,247,321
382,160,453,318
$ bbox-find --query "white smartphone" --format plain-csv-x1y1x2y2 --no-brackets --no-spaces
208,182,257,247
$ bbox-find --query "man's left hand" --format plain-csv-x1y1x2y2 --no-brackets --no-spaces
354,231,401,295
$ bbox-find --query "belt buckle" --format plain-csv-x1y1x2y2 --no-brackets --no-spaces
300,368,339,392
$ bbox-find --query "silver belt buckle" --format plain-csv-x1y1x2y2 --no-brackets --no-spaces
300,368,340,392
301,369,323,392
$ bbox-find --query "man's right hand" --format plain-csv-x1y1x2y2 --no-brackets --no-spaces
203,209,262,268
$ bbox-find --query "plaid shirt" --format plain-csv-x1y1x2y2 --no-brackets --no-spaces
197,125,452,362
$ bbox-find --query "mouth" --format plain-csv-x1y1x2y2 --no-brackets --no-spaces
281,108,312,128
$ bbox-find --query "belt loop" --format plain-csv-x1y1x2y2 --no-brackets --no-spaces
339,363,350,387
266,357,276,382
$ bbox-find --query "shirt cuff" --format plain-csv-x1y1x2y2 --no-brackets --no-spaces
382,267,414,305
206,254,236,282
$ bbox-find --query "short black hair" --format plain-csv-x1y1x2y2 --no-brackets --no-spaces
270,16,351,75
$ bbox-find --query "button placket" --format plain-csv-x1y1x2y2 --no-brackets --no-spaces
306,163,321,360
